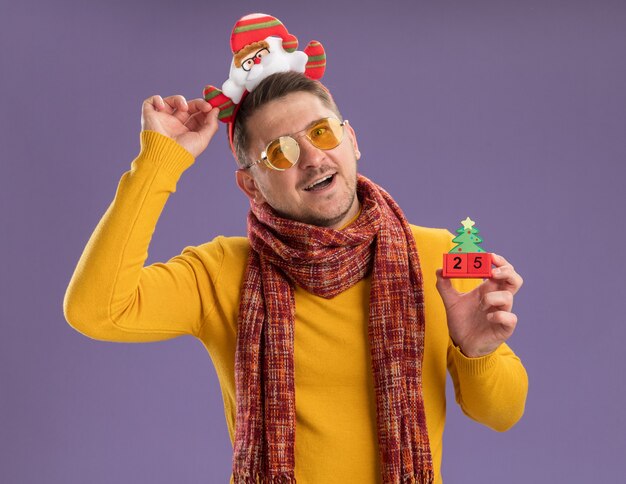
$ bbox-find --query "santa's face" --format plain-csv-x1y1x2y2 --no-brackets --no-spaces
229,37,301,93
236,92,362,229
240,47,270,75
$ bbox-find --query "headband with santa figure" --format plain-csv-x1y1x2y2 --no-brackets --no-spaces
202,13,327,157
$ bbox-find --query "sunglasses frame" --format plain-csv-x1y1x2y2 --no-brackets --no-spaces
245,117,348,171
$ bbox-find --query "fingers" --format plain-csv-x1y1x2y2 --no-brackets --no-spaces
187,105,220,139
144,94,190,114
479,290,513,312
143,94,179,113
144,95,217,132
200,105,220,134
486,310,518,330
186,97,213,114
143,94,162,110
481,290,518,334
183,101,219,125
490,253,523,294
144,95,214,117
435,269,460,306
161,95,188,113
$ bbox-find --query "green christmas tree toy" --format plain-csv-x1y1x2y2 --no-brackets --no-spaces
442,217,493,278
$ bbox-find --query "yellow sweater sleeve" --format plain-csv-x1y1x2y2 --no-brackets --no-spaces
63,130,221,342
447,341,528,431
444,231,529,432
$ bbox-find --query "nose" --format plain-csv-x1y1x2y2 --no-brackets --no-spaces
297,137,326,169
253,57,261,65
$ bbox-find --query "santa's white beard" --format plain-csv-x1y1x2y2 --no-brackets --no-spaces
243,51,298,92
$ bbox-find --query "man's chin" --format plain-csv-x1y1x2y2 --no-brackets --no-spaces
290,199,358,229
267,180,359,229
269,204,346,228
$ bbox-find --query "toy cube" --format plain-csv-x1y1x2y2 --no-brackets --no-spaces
442,253,468,277
467,253,492,277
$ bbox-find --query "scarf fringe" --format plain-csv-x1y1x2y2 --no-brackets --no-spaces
233,472,297,484
232,470,432,484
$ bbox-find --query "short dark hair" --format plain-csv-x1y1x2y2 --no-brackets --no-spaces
231,71,342,168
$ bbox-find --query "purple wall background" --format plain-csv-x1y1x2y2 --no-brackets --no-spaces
2,0,625,482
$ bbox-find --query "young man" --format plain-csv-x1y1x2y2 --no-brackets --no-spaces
64,72,527,483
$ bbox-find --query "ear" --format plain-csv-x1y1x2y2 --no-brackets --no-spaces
344,120,361,160
235,169,267,204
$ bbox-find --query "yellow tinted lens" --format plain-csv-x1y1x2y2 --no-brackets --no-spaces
266,136,300,170
308,118,343,150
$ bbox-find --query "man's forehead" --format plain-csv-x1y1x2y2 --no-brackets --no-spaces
249,92,334,143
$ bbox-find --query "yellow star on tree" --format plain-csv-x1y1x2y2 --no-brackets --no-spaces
461,217,476,230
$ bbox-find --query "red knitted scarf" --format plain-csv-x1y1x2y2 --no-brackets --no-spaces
233,175,433,483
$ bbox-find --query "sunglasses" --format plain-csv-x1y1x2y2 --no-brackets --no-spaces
245,117,348,171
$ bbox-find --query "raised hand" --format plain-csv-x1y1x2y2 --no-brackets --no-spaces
435,253,524,358
141,94,220,158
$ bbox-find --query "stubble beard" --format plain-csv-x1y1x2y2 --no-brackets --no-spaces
273,171,359,228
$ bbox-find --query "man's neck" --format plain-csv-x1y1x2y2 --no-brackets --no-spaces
337,202,363,230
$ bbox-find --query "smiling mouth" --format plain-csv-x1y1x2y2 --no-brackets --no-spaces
304,174,335,191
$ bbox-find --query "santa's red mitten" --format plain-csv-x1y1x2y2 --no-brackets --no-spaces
304,40,326,80
203,85,236,123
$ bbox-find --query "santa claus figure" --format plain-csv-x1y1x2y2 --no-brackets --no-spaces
203,13,326,123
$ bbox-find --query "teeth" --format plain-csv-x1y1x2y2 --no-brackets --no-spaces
305,175,332,190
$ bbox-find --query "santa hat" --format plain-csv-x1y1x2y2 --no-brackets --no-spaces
230,14,298,54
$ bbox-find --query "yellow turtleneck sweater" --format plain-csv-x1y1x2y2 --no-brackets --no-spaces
64,130,528,483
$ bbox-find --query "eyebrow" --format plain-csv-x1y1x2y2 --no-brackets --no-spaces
267,117,328,143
